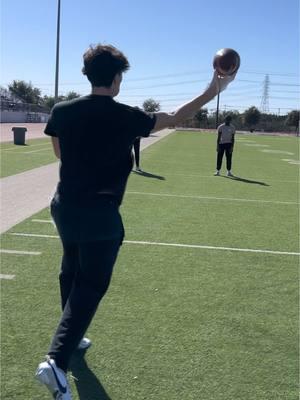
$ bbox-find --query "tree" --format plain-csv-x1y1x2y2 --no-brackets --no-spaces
42,92,81,110
243,106,261,131
142,98,160,112
8,80,41,104
285,110,300,132
64,91,81,100
194,108,208,127
42,95,64,110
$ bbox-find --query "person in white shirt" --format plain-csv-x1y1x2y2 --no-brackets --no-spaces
214,115,235,176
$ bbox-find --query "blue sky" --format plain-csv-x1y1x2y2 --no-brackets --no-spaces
1,0,299,114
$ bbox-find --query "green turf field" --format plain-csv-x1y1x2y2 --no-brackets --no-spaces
0,138,57,178
1,131,299,399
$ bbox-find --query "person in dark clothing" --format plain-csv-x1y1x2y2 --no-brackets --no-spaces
133,137,142,171
35,43,236,399
214,115,236,176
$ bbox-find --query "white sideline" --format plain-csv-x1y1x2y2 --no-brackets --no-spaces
0,249,41,255
124,240,300,256
3,143,52,152
32,219,53,224
126,191,299,205
8,232,300,256
0,274,15,280
22,147,52,154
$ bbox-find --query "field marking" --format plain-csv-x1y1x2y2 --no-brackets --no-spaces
126,191,299,205
2,143,51,152
281,158,300,165
22,147,52,154
8,233,300,256
32,219,53,224
0,274,15,280
236,139,256,143
124,240,300,256
0,249,41,255
261,149,294,155
243,144,270,147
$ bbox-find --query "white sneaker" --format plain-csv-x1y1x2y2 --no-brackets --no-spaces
35,356,72,399
227,171,234,177
214,170,220,176
77,337,92,350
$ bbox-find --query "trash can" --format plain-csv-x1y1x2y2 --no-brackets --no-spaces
12,127,27,145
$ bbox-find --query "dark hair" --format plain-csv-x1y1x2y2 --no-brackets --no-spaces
225,115,232,125
82,44,130,87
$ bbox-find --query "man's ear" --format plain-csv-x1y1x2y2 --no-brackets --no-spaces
114,73,122,84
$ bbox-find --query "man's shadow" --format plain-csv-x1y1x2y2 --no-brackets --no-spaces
222,175,269,186
69,349,111,400
132,169,165,180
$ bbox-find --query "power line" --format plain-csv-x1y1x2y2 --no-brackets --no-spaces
241,70,298,77
2,69,298,87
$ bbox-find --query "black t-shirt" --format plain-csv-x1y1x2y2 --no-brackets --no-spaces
45,95,156,204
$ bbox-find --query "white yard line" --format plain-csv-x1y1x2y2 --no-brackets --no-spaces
243,144,270,147
0,249,41,255
3,143,51,152
281,158,300,165
124,240,300,256
32,219,53,224
0,274,15,280
22,147,52,154
10,233,59,239
126,191,299,205
261,149,294,155
8,232,300,256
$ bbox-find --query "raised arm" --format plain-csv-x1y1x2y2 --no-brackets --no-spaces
151,70,236,132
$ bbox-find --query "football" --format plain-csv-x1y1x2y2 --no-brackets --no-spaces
213,48,240,76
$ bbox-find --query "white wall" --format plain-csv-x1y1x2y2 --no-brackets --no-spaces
1,111,26,123
0,111,49,123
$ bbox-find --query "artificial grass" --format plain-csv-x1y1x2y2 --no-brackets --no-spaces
0,138,56,178
1,131,299,399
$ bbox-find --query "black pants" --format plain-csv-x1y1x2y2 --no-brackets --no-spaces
48,194,123,372
216,143,233,171
133,138,140,168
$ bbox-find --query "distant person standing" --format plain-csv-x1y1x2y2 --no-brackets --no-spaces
133,137,142,172
214,115,235,176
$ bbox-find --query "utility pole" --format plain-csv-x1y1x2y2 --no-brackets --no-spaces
54,0,61,103
215,91,220,128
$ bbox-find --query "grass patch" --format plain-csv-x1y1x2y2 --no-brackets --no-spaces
0,138,57,178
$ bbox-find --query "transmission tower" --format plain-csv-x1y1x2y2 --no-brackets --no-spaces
260,74,270,113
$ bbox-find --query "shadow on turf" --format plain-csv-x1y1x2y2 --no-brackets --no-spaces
132,169,165,180
222,175,269,186
69,349,111,400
